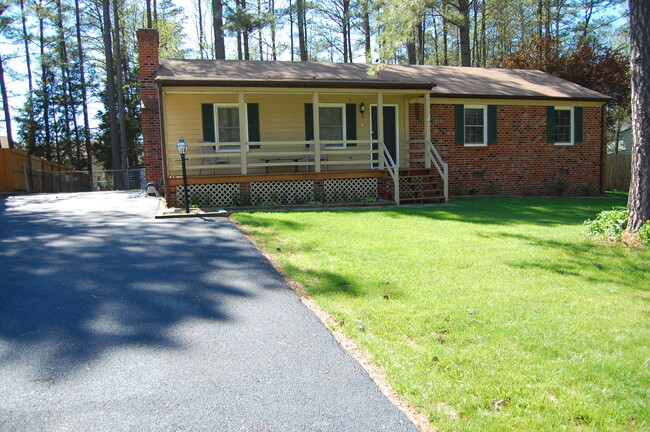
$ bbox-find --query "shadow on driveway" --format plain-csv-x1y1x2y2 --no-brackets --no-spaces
0,193,269,378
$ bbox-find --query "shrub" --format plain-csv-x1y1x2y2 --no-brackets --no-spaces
555,179,570,195
584,209,628,241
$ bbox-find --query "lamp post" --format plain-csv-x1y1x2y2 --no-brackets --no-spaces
176,138,190,213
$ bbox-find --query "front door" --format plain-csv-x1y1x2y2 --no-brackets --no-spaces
371,106,398,168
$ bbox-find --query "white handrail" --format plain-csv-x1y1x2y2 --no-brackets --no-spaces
426,139,448,203
381,141,399,205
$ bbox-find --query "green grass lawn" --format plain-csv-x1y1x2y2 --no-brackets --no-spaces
232,198,649,432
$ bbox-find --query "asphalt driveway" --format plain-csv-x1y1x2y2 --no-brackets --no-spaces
0,192,418,431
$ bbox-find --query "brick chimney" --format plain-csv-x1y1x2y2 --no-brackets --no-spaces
137,29,163,186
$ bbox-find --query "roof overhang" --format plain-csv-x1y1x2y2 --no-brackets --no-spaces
155,78,437,91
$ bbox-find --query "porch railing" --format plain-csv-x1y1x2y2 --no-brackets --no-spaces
426,139,448,203
166,140,382,176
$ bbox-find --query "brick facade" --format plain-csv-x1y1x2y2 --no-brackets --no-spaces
137,29,164,187
137,29,605,203
409,103,604,196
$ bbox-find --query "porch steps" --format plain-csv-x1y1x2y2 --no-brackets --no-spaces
394,168,445,204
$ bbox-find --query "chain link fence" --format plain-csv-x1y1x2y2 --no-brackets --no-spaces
23,165,91,193
23,166,146,193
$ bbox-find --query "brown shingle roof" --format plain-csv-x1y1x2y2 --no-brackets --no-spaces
157,59,610,101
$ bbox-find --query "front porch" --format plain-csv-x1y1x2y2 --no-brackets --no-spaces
162,87,448,206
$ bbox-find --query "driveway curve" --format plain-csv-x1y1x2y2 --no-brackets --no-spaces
0,192,417,432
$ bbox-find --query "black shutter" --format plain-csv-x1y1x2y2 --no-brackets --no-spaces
454,104,464,145
546,106,555,143
201,103,215,142
345,103,357,146
247,103,260,149
574,106,583,143
305,103,314,145
488,105,498,144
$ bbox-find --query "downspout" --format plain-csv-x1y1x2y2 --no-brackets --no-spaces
600,104,606,194
159,86,168,197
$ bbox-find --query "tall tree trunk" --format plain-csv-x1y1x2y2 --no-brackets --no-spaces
481,0,486,67
342,0,349,62
237,30,243,59
241,0,250,60
56,0,73,164
270,0,277,60
258,0,263,60
417,21,425,64
457,0,471,66
38,5,52,161
102,0,120,173
363,0,371,63
74,0,92,181
113,0,128,185
212,0,225,59
627,0,650,232
472,0,479,66
20,0,34,119
433,13,440,65
198,0,204,59
407,42,416,64
442,10,449,66
297,0,307,61
146,0,152,27
289,0,294,61
0,51,13,149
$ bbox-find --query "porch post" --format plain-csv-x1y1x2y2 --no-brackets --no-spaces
312,92,321,172
377,92,384,169
238,91,247,174
424,92,431,169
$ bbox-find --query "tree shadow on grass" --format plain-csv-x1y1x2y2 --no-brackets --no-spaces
0,195,283,379
323,197,628,228
476,231,650,292
283,263,363,298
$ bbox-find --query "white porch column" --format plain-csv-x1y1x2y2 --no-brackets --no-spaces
238,91,247,174
424,92,431,169
312,92,321,172
377,92,384,169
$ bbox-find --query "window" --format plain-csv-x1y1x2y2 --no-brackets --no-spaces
215,105,241,152
319,105,346,149
554,107,573,145
464,106,487,146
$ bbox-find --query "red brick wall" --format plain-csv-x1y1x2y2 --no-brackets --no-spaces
137,29,163,187
409,103,604,196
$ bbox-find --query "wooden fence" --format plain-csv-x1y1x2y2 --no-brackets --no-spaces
0,148,88,193
605,153,632,191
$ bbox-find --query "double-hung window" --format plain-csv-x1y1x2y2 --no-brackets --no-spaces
553,107,573,145
464,105,487,146
319,105,346,149
215,105,242,152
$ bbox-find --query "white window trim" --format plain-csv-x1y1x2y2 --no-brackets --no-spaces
319,103,347,149
554,106,574,146
464,105,488,147
213,103,249,152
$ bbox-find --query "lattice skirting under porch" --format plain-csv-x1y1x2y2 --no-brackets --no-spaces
177,183,240,207
250,180,313,204
177,177,381,207
324,178,377,202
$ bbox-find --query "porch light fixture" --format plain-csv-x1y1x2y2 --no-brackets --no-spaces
176,137,190,213
359,102,366,117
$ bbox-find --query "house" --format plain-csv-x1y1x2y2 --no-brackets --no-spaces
608,125,633,154
137,29,609,207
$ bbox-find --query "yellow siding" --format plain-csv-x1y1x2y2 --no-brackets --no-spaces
162,89,415,175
